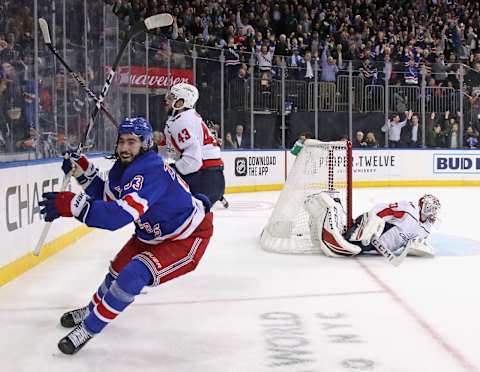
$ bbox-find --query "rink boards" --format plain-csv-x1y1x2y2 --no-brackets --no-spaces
1,148,480,285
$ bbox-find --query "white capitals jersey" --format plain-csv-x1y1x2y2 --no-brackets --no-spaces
164,109,223,175
371,200,433,253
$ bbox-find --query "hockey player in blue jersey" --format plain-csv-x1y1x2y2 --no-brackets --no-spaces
39,117,214,355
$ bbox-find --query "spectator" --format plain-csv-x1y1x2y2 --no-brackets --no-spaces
302,50,315,80
320,43,341,82
224,132,236,149
464,126,479,148
404,58,419,85
224,36,241,80
359,59,378,85
256,43,275,80
353,130,367,147
407,113,420,148
234,124,250,148
286,48,304,79
428,123,447,148
447,122,460,149
365,132,378,148
381,111,411,148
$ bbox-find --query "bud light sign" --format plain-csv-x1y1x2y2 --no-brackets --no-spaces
434,154,480,174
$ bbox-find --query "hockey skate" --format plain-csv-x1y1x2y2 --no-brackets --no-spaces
60,306,89,328
58,322,93,355
220,196,229,208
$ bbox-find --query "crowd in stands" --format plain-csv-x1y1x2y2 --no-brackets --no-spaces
2,0,480,157
108,0,480,85
101,0,480,149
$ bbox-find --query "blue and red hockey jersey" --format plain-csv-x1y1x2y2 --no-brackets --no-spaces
79,151,206,242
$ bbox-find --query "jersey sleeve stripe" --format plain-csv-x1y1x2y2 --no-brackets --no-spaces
115,199,141,220
122,193,148,217
377,208,406,219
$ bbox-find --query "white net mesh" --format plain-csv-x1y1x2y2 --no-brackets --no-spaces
260,140,351,254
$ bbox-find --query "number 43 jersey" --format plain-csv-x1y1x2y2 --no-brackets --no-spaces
164,109,223,175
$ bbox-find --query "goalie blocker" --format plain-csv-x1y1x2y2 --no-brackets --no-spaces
304,192,439,263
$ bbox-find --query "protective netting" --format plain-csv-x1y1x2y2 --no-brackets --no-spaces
260,140,352,254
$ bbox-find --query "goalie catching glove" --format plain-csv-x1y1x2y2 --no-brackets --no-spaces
348,211,385,246
39,192,91,223
62,151,99,188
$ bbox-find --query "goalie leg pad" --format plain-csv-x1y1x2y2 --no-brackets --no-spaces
320,208,362,257
305,193,360,257
304,192,335,218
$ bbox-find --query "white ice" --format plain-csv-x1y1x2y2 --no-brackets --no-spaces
1,187,479,372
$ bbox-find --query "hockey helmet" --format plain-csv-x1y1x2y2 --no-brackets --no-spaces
418,194,441,223
167,83,199,111
117,117,153,151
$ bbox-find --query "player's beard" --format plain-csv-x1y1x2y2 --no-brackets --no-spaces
118,151,136,166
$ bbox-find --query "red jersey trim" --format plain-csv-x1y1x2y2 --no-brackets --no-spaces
123,194,145,217
200,159,224,169
377,208,406,219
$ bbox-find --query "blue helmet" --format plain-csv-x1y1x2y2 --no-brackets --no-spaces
117,117,153,151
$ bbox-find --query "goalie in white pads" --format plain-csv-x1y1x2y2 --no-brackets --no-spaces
304,193,441,260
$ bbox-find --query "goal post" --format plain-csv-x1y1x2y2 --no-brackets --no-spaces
260,139,352,254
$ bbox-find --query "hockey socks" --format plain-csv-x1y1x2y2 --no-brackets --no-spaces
89,272,115,313
58,260,152,354
84,259,153,335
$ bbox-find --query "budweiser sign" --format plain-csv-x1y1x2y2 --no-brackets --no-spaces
113,66,193,89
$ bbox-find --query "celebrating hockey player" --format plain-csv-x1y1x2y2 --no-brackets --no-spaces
39,117,213,354
304,192,441,263
163,83,226,206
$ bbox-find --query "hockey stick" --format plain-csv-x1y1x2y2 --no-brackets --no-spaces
370,237,411,267
33,13,173,256
38,18,117,127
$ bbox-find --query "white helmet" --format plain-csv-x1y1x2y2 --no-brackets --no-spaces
168,83,199,111
419,194,441,223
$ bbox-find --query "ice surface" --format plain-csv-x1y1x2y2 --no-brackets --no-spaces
0,187,479,372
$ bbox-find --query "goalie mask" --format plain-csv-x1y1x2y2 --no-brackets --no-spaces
117,117,153,152
167,83,199,112
418,194,441,223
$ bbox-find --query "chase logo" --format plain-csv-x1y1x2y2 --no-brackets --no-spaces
235,157,247,176
434,154,480,174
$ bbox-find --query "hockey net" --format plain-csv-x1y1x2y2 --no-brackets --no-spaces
260,140,352,254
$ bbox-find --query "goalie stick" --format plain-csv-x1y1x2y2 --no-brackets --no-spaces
33,13,174,256
370,237,411,267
